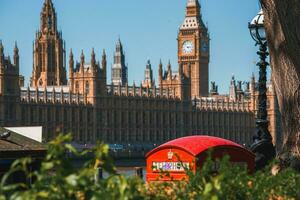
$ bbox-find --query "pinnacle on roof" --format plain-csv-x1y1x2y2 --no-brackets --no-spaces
14,41,19,53
146,59,151,69
42,0,55,13
116,38,123,51
69,48,73,57
0,40,3,51
44,0,53,7
80,50,85,60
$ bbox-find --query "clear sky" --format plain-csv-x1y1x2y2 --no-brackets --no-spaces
0,0,262,93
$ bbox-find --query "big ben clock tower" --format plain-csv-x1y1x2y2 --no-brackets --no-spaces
178,0,209,98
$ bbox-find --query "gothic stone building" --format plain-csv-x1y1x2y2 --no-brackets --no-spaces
0,0,281,151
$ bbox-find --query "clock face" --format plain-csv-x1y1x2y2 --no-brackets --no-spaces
182,41,194,54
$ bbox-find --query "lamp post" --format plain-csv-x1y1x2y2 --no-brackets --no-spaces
248,10,275,169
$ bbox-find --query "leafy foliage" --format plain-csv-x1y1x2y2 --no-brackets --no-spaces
0,134,299,200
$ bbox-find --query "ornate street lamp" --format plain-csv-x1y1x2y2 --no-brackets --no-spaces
248,9,276,169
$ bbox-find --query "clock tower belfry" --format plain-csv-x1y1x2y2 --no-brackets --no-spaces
178,0,209,98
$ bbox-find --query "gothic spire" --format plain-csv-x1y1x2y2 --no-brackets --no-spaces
158,59,163,80
14,41,19,55
167,60,172,79
0,41,3,64
91,48,96,64
112,38,127,86
116,37,123,52
69,49,74,72
40,0,57,34
91,48,96,71
69,48,73,58
0,40,3,55
146,59,151,69
167,60,171,71
32,0,67,87
13,41,19,67
102,49,107,73
80,50,84,62
80,50,85,71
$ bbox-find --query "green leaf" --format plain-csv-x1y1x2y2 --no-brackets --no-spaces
65,174,78,187
41,162,54,170
204,183,213,195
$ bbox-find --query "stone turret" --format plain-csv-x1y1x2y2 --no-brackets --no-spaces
142,60,154,88
229,75,237,101
167,60,172,80
91,48,96,73
158,59,163,83
13,42,19,68
111,38,128,86
101,49,107,80
80,50,85,73
0,41,4,67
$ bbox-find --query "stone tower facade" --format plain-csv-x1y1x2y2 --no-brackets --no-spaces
0,42,20,126
142,60,154,88
31,0,67,87
69,49,107,104
111,39,128,86
177,0,209,98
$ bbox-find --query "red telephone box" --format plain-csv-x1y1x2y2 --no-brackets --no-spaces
146,136,255,182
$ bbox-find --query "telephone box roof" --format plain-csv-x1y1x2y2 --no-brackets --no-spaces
146,135,253,157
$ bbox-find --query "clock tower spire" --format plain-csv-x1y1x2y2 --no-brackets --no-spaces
178,0,209,98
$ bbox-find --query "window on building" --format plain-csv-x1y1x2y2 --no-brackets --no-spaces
75,81,79,93
85,81,89,95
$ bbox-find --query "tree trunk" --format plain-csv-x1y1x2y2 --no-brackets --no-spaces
261,0,300,162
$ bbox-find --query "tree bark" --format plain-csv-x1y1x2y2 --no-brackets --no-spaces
261,0,300,161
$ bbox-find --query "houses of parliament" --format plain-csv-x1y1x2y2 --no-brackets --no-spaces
0,0,282,149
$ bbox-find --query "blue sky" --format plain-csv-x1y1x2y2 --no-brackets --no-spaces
0,0,261,93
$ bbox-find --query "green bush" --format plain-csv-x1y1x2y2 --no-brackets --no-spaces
0,134,299,200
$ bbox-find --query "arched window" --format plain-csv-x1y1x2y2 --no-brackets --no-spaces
85,81,89,94
75,81,79,93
